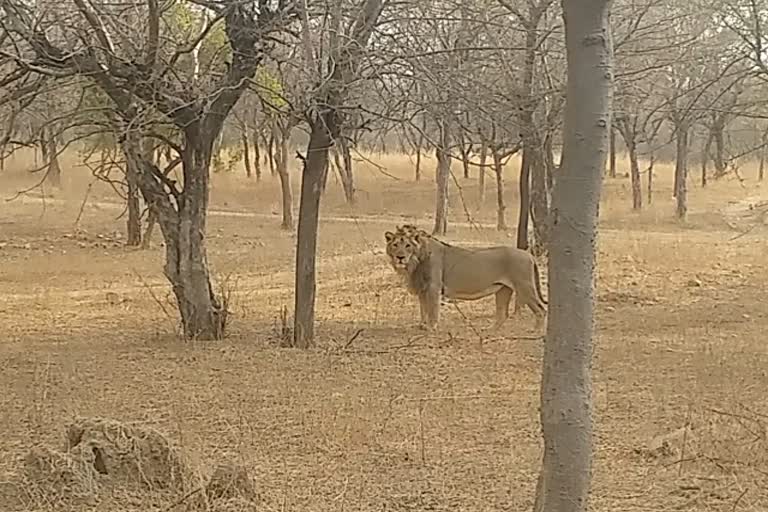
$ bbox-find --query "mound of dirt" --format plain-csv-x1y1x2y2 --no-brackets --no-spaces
23,445,99,506
65,416,188,491
187,464,258,511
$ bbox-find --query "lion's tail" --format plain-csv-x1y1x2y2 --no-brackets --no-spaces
533,261,548,305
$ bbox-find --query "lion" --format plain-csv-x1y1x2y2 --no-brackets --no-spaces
384,224,547,332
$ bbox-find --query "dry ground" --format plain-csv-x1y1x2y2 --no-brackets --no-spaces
1,149,767,511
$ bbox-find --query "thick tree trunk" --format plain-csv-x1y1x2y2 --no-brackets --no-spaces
293,118,332,348
433,121,451,235
533,2,612,512
516,146,532,250
608,127,616,178
675,123,689,220
478,139,488,205
129,134,225,339
492,146,507,231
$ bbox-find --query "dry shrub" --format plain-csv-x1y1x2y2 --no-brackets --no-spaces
23,445,100,506
186,464,258,511
65,416,189,491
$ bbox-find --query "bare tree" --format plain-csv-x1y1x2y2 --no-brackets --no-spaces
291,0,386,348
2,0,295,339
534,1,613,512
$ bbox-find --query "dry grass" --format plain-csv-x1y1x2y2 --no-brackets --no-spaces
1,147,767,511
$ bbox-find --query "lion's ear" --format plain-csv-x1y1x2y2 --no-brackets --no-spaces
385,231,395,243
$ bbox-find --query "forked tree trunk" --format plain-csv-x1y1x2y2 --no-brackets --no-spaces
433,121,451,235
675,123,689,220
129,133,225,340
533,1,612,511
294,117,333,348
492,146,507,231
478,139,488,205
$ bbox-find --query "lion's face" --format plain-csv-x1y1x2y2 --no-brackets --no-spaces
385,227,427,272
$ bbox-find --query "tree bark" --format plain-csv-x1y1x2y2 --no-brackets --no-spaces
674,123,689,220
459,130,471,179
433,120,451,235
647,150,655,205
128,132,225,340
712,119,727,177
123,141,143,246
701,130,711,187
272,119,294,230
517,147,532,249
530,139,550,256
293,118,333,348
41,127,62,189
627,139,641,210
478,139,488,205
242,129,253,179
492,146,507,231
533,2,612,512
608,126,616,178
337,135,356,203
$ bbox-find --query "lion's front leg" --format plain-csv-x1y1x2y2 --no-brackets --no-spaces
419,286,440,331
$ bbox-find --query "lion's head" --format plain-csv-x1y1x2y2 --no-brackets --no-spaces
384,224,430,273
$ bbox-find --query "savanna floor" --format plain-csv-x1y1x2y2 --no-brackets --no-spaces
0,149,767,511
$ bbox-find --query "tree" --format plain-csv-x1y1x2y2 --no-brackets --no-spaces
292,0,386,348
534,2,613,512
2,0,296,339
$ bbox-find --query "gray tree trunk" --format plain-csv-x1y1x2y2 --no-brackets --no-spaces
433,120,451,235
478,139,488,206
608,127,616,178
492,146,507,231
674,123,689,220
272,119,294,230
533,1,613,511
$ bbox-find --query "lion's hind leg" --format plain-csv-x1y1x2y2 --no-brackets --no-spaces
492,286,514,330
516,283,547,331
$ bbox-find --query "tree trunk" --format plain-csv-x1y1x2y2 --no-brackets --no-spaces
242,129,253,178
273,121,294,230
701,131,711,187
337,136,356,204
414,116,427,182
478,139,488,205
533,2,612,512
129,134,225,340
530,141,550,256
492,146,507,231
293,118,333,349
141,209,156,250
647,150,655,205
675,123,689,220
459,130,471,179
609,127,616,178
627,138,641,210
42,128,62,189
433,121,451,235
516,146,532,250
712,120,727,177
252,132,262,180
267,132,276,176
760,127,768,181
123,141,143,246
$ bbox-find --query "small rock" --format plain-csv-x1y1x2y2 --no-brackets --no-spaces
687,278,702,287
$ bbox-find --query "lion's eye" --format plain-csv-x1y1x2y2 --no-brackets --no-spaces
405,243,411,249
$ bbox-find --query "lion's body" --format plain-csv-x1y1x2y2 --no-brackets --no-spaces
384,225,547,332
